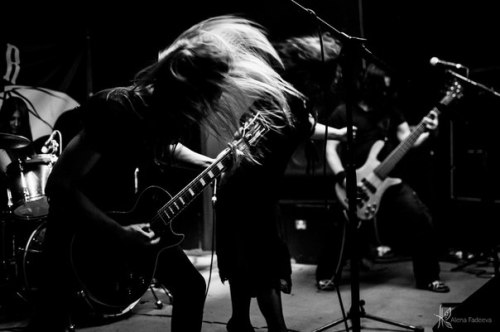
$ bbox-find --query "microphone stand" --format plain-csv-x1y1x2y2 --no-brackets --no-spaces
289,2,424,331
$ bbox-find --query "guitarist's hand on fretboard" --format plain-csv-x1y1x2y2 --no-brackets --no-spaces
422,110,439,131
218,143,245,186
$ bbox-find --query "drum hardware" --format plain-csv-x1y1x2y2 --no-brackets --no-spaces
19,220,46,295
0,217,46,301
1,217,8,284
6,154,57,220
0,132,31,150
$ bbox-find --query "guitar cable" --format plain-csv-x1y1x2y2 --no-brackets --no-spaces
204,177,219,300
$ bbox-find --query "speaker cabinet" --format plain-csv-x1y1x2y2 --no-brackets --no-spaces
279,200,345,265
448,84,500,203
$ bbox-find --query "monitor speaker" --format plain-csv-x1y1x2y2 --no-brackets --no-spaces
433,276,499,331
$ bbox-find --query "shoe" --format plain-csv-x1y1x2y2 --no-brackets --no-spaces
420,280,450,293
227,318,255,332
316,279,336,291
280,277,292,294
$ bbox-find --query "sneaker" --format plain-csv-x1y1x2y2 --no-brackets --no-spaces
317,279,336,291
419,280,450,293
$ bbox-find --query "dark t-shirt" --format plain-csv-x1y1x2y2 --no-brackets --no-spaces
327,102,406,169
76,88,161,211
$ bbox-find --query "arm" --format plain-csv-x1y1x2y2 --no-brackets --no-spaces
325,139,346,186
0,149,12,174
46,131,158,246
308,114,354,142
170,143,215,169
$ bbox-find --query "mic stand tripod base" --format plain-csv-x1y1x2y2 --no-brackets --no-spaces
312,300,424,332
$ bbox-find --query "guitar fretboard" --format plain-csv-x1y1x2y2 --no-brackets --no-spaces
151,149,233,230
372,83,461,180
373,109,437,179
147,111,268,233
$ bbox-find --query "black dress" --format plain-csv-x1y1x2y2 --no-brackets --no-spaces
216,100,312,296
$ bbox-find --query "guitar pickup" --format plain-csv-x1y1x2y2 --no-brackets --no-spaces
361,178,377,193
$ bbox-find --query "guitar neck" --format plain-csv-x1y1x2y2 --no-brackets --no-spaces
146,111,269,234
151,147,233,230
374,107,440,179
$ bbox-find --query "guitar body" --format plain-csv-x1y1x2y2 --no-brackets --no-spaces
66,112,271,318
70,186,184,317
335,81,463,221
335,140,401,221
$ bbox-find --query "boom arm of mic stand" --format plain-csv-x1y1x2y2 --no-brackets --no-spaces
289,0,366,43
446,69,500,99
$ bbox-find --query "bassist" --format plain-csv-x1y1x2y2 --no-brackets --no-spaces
324,63,449,293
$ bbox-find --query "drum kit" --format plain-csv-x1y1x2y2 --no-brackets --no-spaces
0,132,58,303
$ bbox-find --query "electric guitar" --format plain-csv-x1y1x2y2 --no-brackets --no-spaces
335,81,463,221
69,113,269,318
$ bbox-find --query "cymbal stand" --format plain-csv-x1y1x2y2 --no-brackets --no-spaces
148,278,173,309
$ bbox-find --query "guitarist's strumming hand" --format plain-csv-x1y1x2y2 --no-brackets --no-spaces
121,223,160,247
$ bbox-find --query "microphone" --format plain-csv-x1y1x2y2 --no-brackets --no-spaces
429,57,466,69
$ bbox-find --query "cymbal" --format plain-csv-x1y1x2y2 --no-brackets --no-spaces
0,132,31,149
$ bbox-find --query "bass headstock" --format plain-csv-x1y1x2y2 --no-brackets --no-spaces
440,79,464,106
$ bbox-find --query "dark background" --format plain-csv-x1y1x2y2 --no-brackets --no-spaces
3,0,499,252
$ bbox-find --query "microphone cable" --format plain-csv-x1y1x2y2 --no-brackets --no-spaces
204,177,219,301
316,26,349,330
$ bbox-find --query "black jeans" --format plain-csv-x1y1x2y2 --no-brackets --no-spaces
315,183,441,287
155,245,207,332
30,219,206,332
377,182,441,286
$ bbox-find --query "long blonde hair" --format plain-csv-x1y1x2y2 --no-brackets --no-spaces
134,15,303,151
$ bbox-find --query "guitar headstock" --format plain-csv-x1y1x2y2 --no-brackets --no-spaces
441,79,464,106
239,112,270,148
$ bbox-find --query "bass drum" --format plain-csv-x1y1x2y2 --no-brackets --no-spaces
20,220,46,296
21,221,140,321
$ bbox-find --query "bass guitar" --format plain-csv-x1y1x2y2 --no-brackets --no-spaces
335,81,463,221
69,112,269,318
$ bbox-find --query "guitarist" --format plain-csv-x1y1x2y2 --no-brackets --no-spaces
324,63,450,293
26,16,304,332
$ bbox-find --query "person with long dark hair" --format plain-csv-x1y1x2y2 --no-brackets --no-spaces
0,95,35,212
0,95,33,173
325,63,449,293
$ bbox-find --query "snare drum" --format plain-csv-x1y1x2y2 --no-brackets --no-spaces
6,154,57,220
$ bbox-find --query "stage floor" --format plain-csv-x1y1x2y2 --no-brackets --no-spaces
0,249,495,332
